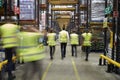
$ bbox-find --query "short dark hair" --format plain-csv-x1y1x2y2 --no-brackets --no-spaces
63,27,65,30
62,24,65,30
72,29,76,33
50,28,53,33
85,29,89,33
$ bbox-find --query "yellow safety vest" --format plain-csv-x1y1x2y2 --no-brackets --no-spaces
82,33,92,46
0,23,20,48
59,30,68,43
47,33,56,46
17,32,45,62
70,33,79,45
109,32,113,48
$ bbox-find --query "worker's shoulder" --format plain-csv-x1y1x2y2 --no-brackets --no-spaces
71,33,78,36
62,30,68,33
1,23,18,27
81,32,86,35
88,32,92,35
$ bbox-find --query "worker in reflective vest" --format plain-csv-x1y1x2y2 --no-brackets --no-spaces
17,26,45,80
0,23,20,80
59,25,69,59
47,28,56,60
70,29,79,57
81,29,92,61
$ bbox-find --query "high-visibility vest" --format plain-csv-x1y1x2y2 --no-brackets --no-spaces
47,33,56,46
17,32,45,62
109,32,113,48
70,33,79,45
0,23,20,48
82,32,92,46
59,30,68,43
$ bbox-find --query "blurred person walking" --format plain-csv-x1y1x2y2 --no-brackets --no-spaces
0,23,20,80
59,25,69,59
81,29,92,61
17,26,45,80
47,28,56,60
70,29,79,57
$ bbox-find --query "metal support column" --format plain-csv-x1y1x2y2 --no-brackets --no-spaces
89,0,91,21
77,0,80,26
17,0,19,25
112,0,115,61
35,0,37,27
53,7,55,28
86,0,89,29
8,0,12,11
115,0,120,74
46,0,49,30
0,71,1,80
111,0,117,68
77,0,80,45
37,0,40,27
4,0,7,19
74,5,76,26
51,5,53,28
103,0,108,65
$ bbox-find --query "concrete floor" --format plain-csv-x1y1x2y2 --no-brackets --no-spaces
3,45,120,80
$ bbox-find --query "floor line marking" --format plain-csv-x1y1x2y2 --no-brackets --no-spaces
41,61,52,80
71,58,80,80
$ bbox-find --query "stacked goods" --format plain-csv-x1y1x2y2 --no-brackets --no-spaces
91,37,104,52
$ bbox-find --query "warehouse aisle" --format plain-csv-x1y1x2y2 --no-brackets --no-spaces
13,45,120,80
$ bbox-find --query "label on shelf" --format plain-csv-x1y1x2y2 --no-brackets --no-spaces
19,0,35,20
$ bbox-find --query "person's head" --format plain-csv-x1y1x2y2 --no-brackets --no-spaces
85,29,89,33
49,28,54,33
62,24,66,30
71,29,76,33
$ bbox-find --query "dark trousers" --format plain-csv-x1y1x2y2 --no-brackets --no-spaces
60,43,67,59
84,46,91,60
5,47,16,79
71,45,77,57
22,60,43,80
49,46,55,59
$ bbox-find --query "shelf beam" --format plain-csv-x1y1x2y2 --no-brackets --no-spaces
51,7,75,11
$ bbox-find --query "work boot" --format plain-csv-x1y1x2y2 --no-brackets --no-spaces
50,57,53,60
85,58,88,61
8,75,16,80
72,54,74,56
61,57,64,60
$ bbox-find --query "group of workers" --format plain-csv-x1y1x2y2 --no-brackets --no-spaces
0,23,92,80
0,23,45,80
47,25,92,61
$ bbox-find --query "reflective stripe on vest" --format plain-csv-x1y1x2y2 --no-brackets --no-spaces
60,32,67,43
20,49,45,62
2,42,18,48
1,35,18,48
17,32,45,62
2,36,16,39
18,32,40,47
0,23,20,48
3,42,18,45
82,33,92,46
17,45,38,49
47,33,56,46
70,34,79,45
83,41,91,46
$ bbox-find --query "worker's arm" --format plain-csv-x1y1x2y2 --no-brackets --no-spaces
66,31,69,42
81,33,85,46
